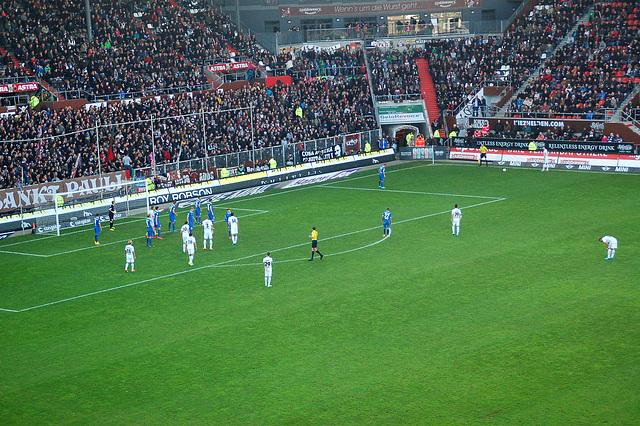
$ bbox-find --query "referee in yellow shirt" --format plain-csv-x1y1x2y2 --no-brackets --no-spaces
309,227,324,261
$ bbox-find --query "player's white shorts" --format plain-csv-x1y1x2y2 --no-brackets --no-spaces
187,246,195,255
126,255,135,263
182,233,189,243
230,224,238,234
204,231,213,240
452,219,461,226
264,270,272,278
608,240,618,249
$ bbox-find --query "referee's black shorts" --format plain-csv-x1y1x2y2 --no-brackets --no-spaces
311,240,318,249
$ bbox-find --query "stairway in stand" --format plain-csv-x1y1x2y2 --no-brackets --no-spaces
416,58,440,126
0,46,27,74
0,46,63,100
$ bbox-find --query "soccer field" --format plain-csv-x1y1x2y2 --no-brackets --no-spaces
1,161,638,424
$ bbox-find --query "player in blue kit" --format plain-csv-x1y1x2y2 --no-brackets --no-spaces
195,197,202,224
382,207,392,237
94,216,102,245
146,213,155,247
379,163,386,188
207,198,214,221
187,207,195,232
153,206,163,239
224,208,232,240
168,201,177,232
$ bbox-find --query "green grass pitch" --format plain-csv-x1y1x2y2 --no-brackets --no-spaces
1,161,638,424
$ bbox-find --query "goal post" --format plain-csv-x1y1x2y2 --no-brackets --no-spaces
36,180,149,236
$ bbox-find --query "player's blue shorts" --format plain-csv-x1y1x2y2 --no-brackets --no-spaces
95,228,100,235
383,220,390,227
169,214,175,222
379,174,385,181
147,228,154,237
195,208,201,216
208,213,214,220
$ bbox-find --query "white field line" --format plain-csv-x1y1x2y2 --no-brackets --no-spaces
10,236,390,313
2,196,504,313
0,249,49,258
3,162,429,251
217,237,389,267
0,217,145,248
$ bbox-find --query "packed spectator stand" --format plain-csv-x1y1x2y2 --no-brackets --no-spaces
0,0,638,191
373,0,598,116
0,70,375,189
369,47,422,101
508,1,640,117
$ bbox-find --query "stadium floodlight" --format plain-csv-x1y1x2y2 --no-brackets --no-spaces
34,180,150,236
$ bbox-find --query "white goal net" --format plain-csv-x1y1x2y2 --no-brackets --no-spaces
33,180,149,236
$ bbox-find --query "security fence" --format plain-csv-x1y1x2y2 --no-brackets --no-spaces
133,128,382,180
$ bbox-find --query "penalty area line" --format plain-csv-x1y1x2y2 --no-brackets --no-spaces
0,249,49,257
5,195,505,313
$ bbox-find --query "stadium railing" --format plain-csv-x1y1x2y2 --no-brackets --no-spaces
132,129,382,181
375,94,424,103
0,75,38,85
501,110,613,121
58,82,217,102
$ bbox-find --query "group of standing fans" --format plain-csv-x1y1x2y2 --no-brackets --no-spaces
0,48,374,189
369,0,639,121
0,0,638,191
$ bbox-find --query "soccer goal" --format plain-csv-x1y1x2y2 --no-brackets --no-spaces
34,180,150,236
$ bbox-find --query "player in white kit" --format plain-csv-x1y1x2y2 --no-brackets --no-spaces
124,240,136,272
180,221,190,253
541,146,550,172
599,235,617,260
451,204,462,236
263,252,273,287
228,212,239,245
202,218,214,250
186,233,197,265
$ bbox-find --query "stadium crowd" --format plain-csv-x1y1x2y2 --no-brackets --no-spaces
0,73,375,189
508,1,640,117
0,0,288,99
369,47,421,100
369,0,595,115
0,0,638,191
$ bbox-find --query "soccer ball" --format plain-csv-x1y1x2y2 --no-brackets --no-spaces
503,168,506,172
